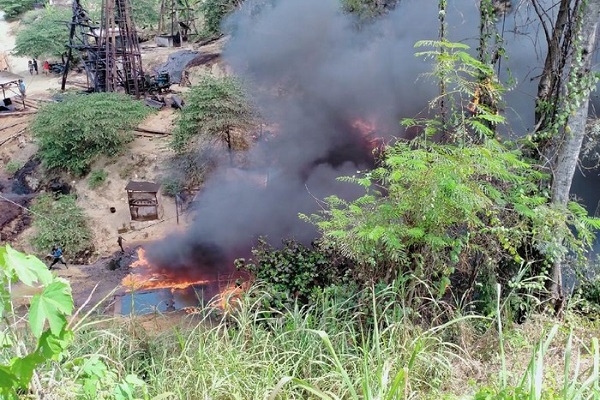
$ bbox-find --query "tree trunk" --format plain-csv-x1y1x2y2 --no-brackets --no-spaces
548,0,600,305
533,0,576,134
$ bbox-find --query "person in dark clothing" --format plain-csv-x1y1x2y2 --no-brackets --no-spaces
117,236,125,253
48,245,68,269
32,59,38,74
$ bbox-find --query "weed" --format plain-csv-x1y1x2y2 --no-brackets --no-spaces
4,160,24,175
88,169,108,189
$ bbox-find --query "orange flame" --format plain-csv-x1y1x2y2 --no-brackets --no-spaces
351,118,385,150
122,248,211,292
121,248,248,311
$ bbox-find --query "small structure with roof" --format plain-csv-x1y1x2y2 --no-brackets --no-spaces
0,71,25,111
125,181,162,221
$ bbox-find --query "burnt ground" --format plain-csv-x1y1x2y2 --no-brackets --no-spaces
12,245,137,313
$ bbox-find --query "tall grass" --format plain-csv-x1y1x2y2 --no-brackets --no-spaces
15,282,600,399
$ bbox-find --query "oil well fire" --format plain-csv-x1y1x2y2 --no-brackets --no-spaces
117,247,244,314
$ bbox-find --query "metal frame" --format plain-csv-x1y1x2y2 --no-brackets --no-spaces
62,0,145,97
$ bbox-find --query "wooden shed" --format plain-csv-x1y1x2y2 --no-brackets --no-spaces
125,181,162,221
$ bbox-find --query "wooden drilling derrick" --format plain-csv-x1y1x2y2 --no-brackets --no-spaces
63,0,145,97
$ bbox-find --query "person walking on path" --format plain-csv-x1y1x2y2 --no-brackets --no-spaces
48,245,68,270
32,59,38,74
43,60,50,75
28,60,33,75
117,236,125,253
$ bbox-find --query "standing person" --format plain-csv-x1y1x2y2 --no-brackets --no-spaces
27,60,33,75
18,80,26,99
43,60,50,75
48,245,68,269
32,59,38,75
117,235,125,253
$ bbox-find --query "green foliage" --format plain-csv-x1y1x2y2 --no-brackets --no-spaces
30,194,94,258
199,0,241,37
32,93,152,176
13,7,71,59
304,139,597,302
0,0,35,19
340,0,398,21
0,245,148,398
172,75,255,153
235,239,351,309
130,0,160,30
412,40,504,142
0,244,73,398
4,160,23,176
88,169,108,189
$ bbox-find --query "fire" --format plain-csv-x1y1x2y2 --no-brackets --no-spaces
122,248,211,292
121,248,249,312
351,117,386,150
352,118,377,136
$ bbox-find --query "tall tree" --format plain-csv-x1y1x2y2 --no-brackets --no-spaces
533,0,600,307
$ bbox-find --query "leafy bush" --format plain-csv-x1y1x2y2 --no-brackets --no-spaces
235,238,352,309
304,139,599,307
88,169,108,189
4,160,23,175
171,75,255,154
30,194,94,259
0,0,35,19
13,7,71,59
32,93,152,176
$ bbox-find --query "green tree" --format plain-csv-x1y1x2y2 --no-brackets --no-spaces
131,0,160,30
199,0,243,37
0,0,35,20
12,6,71,60
171,75,255,155
32,93,152,176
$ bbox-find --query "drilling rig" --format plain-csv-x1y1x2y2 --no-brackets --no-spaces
62,0,145,97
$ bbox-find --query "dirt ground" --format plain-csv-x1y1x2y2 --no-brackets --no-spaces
0,14,228,313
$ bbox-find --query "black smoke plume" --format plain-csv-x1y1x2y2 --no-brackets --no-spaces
147,0,584,275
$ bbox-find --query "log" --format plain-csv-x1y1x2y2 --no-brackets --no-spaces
0,110,37,117
134,127,171,135
0,129,26,147
0,120,28,132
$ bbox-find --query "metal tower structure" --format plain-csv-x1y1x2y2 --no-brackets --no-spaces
62,0,145,97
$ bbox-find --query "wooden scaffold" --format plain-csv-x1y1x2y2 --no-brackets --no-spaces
62,0,145,97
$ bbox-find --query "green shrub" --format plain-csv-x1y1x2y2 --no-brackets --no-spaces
32,93,152,176
171,75,255,154
235,238,352,309
0,0,35,19
88,169,108,189
4,160,23,175
30,193,94,259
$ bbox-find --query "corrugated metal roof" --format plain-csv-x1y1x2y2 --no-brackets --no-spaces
125,181,161,192
0,71,23,86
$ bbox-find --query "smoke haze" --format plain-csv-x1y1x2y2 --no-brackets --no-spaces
147,0,600,274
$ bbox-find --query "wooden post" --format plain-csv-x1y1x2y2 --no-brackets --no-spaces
175,194,180,225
